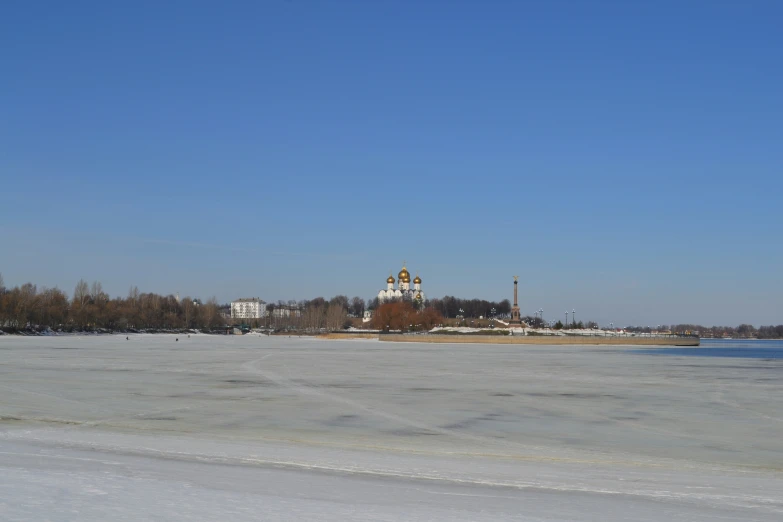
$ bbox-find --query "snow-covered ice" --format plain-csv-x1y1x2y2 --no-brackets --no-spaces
1,334,782,520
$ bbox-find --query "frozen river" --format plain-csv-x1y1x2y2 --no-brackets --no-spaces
1,334,782,520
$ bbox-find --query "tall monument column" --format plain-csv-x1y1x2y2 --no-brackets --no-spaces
509,276,522,325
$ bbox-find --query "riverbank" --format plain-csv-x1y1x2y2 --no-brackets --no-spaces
379,333,700,346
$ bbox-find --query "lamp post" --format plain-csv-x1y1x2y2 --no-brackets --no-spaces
572,309,576,328
565,311,568,328
538,309,544,327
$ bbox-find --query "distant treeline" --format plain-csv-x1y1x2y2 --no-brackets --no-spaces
0,275,350,333
261,296,355,332
428,296,512,319
368,295,512,319
0,276,506,334
2,274,780,338
0,277,224,332
626,324,783,339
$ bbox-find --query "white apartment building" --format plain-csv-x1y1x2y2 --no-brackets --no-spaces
230,298,267,320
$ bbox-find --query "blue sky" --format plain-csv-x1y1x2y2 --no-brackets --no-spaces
1,1,781,326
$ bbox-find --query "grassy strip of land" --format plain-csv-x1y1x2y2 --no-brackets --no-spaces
319,332,378,340
434,329,510,335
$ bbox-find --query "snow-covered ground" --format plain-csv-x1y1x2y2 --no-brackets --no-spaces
432,325,627,336
1,334,782,520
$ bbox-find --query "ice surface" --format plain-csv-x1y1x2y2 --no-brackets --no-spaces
1,334,782,520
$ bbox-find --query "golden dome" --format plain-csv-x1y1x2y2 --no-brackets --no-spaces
413,275,421,284
386,274,395,284
398,266,410,283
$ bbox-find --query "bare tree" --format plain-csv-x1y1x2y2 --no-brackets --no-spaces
303,303,325,332
265,303,276,328
181,296,194,329
90,281,109,325
350,296,365,317
73,279,89,308
125,285,140,327
200,297,221,329
329,295,349,310
326,303,348,331
90,281,103,301
16,283,38,327
38,287,69,327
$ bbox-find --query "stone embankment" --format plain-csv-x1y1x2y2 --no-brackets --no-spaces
378,334,700,346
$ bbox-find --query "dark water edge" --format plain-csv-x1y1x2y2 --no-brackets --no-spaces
631,338,783,359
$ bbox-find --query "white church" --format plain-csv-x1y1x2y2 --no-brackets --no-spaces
378,264,425,304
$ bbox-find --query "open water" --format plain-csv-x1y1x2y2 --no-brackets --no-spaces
633,338,783,359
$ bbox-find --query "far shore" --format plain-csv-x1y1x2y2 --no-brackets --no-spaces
0,330,707,346
322,332,701,346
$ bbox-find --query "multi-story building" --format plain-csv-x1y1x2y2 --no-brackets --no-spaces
230,298,267,320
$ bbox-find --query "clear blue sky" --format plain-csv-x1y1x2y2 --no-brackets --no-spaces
1,1,781,326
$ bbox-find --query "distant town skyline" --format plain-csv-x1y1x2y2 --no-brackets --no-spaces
0,265,777,329
2,1,781,326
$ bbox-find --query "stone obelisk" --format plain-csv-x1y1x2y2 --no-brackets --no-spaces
509,276,522,325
